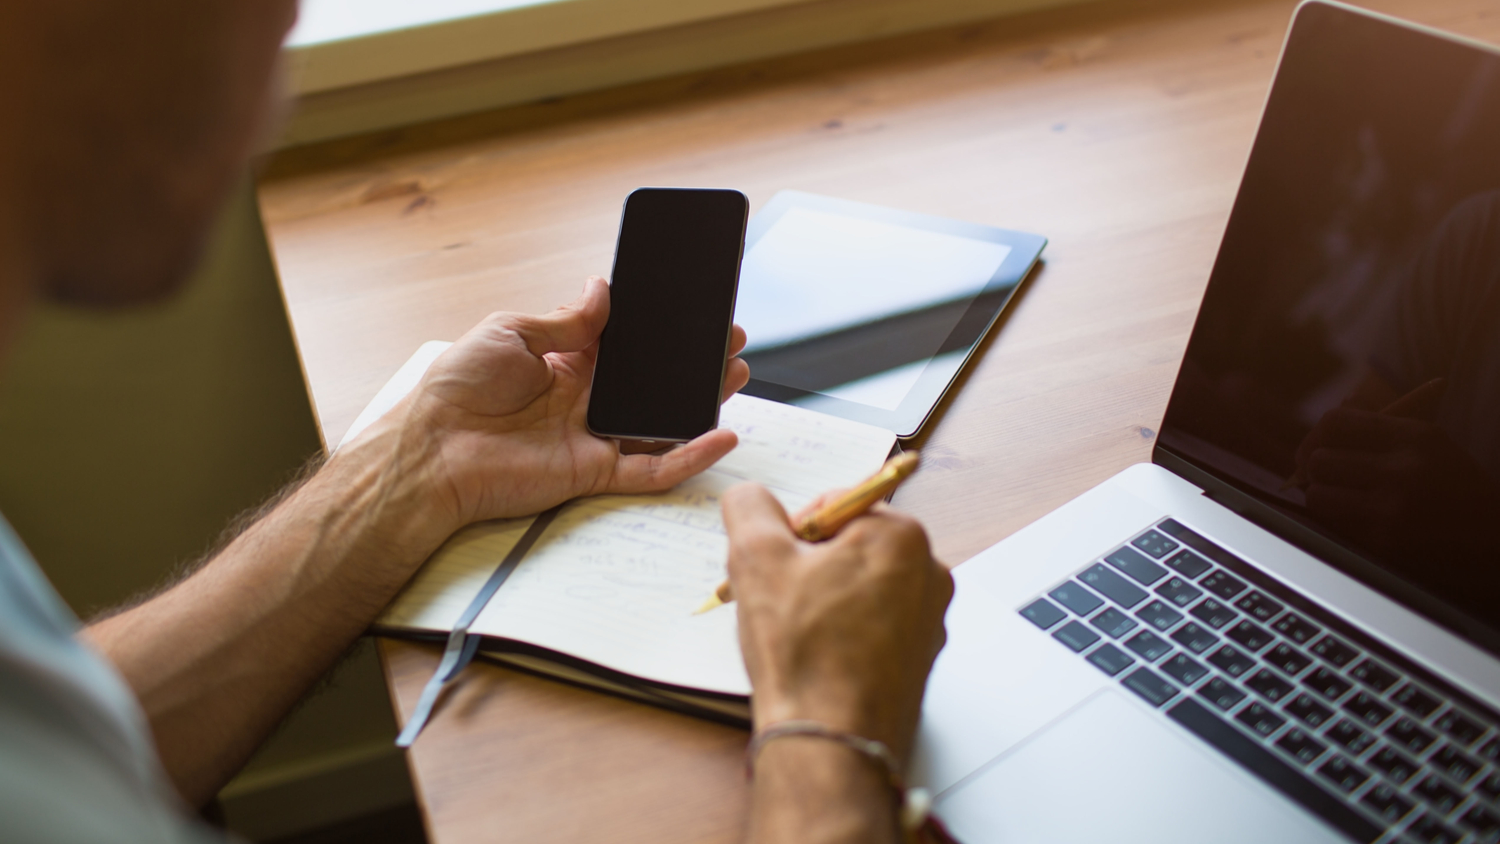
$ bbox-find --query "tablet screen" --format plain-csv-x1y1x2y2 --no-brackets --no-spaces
735,192,1046,437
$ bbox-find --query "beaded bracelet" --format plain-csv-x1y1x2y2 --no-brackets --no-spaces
746,720,957,842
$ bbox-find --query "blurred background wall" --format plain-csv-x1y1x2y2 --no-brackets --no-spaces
0,178,411,841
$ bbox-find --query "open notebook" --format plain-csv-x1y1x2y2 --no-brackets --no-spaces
345,342,897,724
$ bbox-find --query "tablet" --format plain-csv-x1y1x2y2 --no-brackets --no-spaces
735,191,1046,438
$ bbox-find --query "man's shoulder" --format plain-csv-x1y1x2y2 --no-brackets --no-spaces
0,517,226,843
0,703,227,844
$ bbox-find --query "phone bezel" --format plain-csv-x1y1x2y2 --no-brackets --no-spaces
585,186,749,444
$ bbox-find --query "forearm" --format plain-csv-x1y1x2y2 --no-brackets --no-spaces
81,429,452,806
748,738,901,844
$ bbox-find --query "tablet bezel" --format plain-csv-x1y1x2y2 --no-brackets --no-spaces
737,190,1046,439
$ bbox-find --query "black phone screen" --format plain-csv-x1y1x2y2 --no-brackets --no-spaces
587,188,748,441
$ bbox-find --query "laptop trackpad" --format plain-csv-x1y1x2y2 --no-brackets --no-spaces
933,690,1342,843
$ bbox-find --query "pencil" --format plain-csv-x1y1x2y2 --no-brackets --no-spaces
1280,376,1447,492
693,451,921,615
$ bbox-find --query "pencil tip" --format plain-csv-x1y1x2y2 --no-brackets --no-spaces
693,594,724,615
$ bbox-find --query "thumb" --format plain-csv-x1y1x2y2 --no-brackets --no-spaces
791,487,851,525
509,276,610,356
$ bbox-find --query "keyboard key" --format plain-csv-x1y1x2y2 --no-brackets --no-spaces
1460,804,1500,838
1130,529,1178,559
1166,698,1383,844
1158,653,1209,686
1089,607,1138,639
1265,643,1313,677
1206,645,1256,678
1105,546,1168,585
1052,620,1100,653
1347,658,1400,693
1341,691,1393,727
1020,598,1067,630
1412,775,1465,814
1478,772,1500,801
1189,598,1238,630
1121,668,1179,707
1480,736,1500,762
1325,718,1375,752
1433,709,1485,746
1308,635,1359,668
1301,666,1352,701
1244,669,1295,703
1408,814,1465,844
1199,570,1248,600
1360,783,1415,823
1124,630,1172,662
1169,622,1219,655
1199,676,1247,711
1365,745,1419,784
1164,549,1212,579
1155,520,1258,566
1314,754,1369,793
1386,716,1438,755
1224,620,1274,652
1272,612,1321,645
1236,701,1286,737
1135,600,1184,631
1047,582,1103,616
1154,576,1203,608
1079,564,1148,608
1286,694,1336,729
1430,744,1481,784
1086,643,1135,677
1274,727,1328,765
1391,683,1442,718
1234,590,1284,623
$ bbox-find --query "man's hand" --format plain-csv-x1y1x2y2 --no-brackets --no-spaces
84,277,750,805
724,483,952,761
722,484,951,844
356,275,750,541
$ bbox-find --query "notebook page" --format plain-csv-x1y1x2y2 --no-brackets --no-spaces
470,393,897,695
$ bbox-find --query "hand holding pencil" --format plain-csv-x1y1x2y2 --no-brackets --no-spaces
695,451,921,614
717,460,951,769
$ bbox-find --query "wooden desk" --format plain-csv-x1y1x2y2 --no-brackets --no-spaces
256,0,1500,839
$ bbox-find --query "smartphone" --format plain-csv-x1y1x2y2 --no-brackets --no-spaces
586,187,750,442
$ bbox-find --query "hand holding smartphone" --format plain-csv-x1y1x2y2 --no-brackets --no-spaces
587,187,750,443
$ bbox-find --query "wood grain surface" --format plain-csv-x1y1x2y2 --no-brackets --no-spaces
257,0,1500,840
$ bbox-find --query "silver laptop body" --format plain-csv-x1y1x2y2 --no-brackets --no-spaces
913,4,1500,843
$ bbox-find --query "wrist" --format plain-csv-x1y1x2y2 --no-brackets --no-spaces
748,735,901,844
753,683,899,757
319,417,462,565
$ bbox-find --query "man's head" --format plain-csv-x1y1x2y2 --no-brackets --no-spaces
0,0,298,307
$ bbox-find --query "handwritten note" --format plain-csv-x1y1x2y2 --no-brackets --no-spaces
468,394,895,694
367,347,897,696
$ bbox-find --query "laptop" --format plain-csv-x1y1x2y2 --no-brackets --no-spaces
911,3,1500,842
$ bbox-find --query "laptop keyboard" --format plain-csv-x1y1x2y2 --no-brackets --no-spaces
1018,518,1500,844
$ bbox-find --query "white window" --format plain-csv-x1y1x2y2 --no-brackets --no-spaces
287,0,812,93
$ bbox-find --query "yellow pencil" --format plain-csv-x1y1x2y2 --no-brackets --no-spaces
693,451,921,614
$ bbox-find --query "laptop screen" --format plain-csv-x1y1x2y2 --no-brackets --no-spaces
1157,2,1500,639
